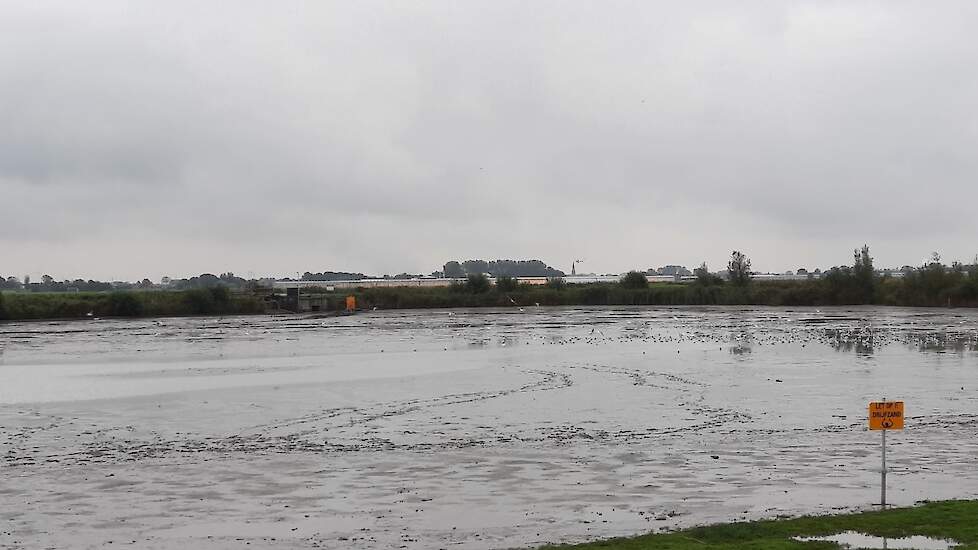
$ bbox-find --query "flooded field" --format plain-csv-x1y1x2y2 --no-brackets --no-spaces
2,306,978,549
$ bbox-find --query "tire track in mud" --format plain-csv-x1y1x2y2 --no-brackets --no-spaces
12,360,744,463
0,410,77,467
2,368,576,466
724,413,978,439
557,363,754,443
238,367,574,438
569,363,705,390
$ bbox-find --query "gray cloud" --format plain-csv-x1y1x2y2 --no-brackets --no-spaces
2,1,977,280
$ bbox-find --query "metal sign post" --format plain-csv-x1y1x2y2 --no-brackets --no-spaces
868,399,904,510
881,427,886,507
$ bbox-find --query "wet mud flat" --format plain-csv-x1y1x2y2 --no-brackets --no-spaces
1,307,978,549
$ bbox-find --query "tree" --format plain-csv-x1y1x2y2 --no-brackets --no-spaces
1,276,21,291
853,244,876,301
194,273,222,288
461,260,490,275
694,263,709,281
442,259,564,278
495,259,563,277
694,262,723,286
301,271,367,282
656,265,692,276
619,271,648,289
727,251,752,286
443,261,464,278
821,245,878,304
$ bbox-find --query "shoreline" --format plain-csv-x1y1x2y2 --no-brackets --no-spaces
4,265,978,323
3,308,976,548
535,500,978,549
0,300,973,325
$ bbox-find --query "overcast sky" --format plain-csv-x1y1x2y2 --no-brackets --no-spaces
2,2,977,281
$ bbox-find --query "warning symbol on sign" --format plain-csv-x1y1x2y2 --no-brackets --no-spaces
869,401,904,430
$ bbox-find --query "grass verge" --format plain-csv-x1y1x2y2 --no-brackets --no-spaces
538,500,978,549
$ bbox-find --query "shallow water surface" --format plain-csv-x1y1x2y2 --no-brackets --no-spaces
795,531,959,549
1,306,977,549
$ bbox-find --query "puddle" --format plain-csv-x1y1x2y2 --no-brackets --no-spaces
794,531,959,549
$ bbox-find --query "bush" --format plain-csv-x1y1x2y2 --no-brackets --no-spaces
580,285,611,305
495,275,518,292
620,271,649,289
545,277,567,290
183,288,216,314
464,274,491,294
209,286,231,307
693,263,724,286
104,291,144,317
448,280,465,293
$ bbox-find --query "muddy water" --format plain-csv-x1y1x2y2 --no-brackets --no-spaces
1,306,977,549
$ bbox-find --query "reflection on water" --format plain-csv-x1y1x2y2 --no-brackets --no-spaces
1,306,977,367
726,325,755,357
821,320,978,357
794,531,959,549
2,306,978,549
910,330,978,354
729,343,752,355
825,327,876,356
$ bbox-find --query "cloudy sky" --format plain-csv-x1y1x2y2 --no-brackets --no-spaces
2,2,976,281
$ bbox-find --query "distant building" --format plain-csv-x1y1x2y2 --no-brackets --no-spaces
655,265,692,277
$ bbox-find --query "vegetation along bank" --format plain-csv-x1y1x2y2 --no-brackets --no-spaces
2,247,977,321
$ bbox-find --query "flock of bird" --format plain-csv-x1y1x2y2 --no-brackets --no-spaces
350,309,978,356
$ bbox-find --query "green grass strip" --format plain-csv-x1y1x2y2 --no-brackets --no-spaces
539,500,978,549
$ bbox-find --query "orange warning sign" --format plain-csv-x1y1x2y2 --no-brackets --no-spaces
345,295,356,311
868,401,904,430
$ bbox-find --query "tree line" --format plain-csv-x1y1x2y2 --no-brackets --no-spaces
4,246,978,321
0,287,266,321
0,272,253,293
441,259,565,278
340,246,978,310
